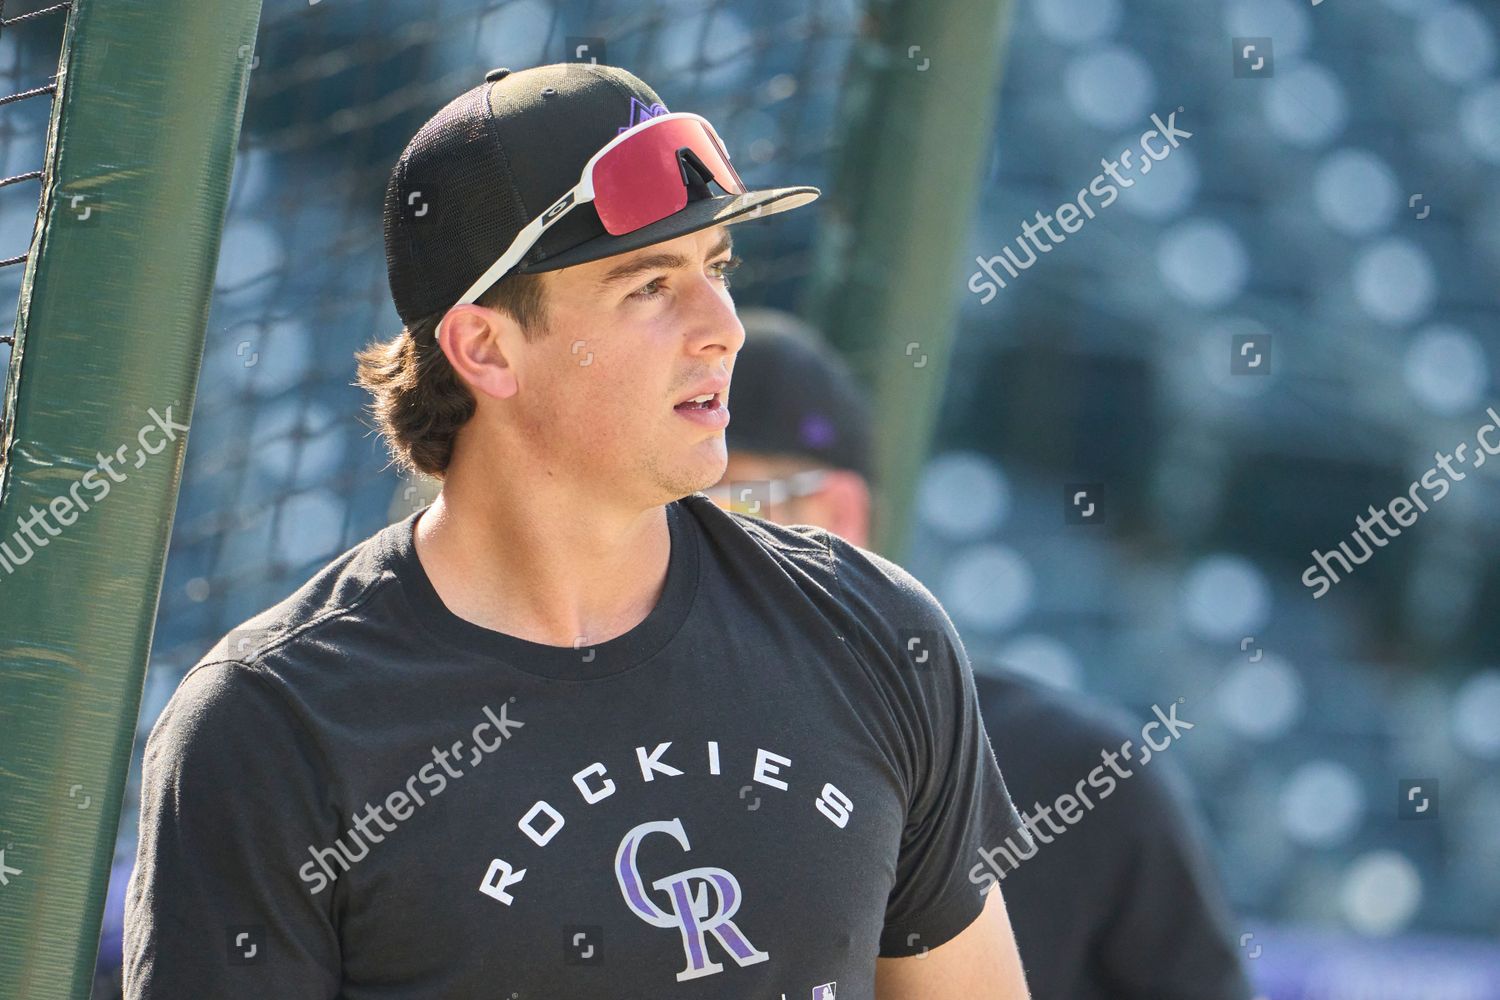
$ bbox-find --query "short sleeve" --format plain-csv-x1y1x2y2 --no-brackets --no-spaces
822,533,1028,958
124,660,342,999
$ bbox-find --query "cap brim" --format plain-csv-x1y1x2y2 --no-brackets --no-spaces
514,185,820,274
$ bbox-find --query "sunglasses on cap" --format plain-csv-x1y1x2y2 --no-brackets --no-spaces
454,111,746,308
702,469,829,516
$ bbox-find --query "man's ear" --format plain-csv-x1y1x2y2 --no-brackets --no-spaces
437,304,521,401
818,469,872,548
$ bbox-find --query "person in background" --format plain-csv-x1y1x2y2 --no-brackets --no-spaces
710,307,1256,1000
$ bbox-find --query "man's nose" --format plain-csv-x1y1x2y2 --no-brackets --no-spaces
684,272,744,355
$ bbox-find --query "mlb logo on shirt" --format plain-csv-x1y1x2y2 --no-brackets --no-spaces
811,983,837,1000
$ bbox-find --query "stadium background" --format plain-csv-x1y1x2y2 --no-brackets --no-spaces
1,0,1498,995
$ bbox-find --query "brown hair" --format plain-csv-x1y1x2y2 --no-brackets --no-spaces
355,272,549,479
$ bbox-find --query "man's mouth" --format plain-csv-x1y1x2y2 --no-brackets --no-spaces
674,392,720,411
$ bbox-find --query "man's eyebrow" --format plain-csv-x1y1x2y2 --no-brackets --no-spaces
595,230,735,289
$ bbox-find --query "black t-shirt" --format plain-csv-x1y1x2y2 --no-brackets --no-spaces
972,668,1254,1000
124,495,1025,999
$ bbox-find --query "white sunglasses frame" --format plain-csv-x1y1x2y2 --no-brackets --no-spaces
703,469,830,513
453,111,738,309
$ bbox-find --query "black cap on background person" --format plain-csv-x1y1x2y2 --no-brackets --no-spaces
711,307,876,545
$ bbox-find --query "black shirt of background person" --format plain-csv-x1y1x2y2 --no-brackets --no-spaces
973,666,1255,1000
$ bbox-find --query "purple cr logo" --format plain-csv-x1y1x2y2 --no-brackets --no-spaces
614,817,770,982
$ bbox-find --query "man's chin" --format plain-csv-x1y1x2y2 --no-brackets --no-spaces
661,449,728,502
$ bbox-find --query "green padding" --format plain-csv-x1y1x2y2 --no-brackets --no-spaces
802,0,1015,561
0,0,262,995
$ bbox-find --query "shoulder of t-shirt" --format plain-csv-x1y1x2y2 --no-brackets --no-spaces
146,657,306,768
152,519,403,753
819,528,957,637
142,655,341,833
679,492,839,596
190,516,402,675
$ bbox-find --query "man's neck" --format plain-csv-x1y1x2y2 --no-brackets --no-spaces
411,470,672,651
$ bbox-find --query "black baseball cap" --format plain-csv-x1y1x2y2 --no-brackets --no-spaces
383,63,820,327
726,308,875,483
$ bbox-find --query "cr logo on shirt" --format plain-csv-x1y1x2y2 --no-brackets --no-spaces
614,817,771,982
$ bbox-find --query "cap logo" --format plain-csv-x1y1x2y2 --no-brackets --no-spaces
620,96,669,134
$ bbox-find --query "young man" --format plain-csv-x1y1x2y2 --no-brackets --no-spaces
712,308,1257,1000
124,64,1033,999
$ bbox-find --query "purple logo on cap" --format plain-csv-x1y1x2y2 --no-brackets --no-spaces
800,413,837,449
621,97,669,134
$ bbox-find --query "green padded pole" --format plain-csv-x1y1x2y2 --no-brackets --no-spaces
802,0,1015,561
0,0,262,995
